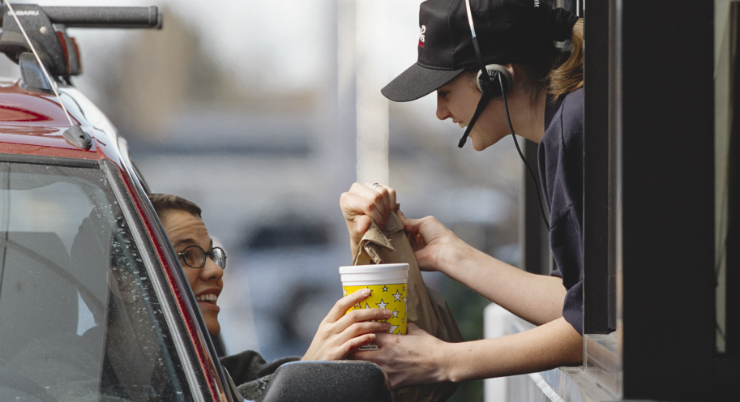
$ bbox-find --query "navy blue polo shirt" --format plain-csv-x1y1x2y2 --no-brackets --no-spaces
538,87,584,335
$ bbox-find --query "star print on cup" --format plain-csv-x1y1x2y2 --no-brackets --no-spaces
343,283,407,336
339,263,409,338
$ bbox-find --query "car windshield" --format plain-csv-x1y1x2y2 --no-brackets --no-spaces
0,161,192,402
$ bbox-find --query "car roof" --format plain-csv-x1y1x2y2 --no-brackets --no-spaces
0,75,122,164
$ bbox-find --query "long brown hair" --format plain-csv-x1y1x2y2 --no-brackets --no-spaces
548,19,584,98
516,18,584,102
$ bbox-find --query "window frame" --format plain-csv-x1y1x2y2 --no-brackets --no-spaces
580,0,736,399
118,138,236,400
101,158,210,401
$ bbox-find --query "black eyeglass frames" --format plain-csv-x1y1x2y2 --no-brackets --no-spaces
177,245,227,270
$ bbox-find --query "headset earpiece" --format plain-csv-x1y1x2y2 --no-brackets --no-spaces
476,64,512,98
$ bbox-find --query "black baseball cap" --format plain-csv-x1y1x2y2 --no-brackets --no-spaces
381,0,577,102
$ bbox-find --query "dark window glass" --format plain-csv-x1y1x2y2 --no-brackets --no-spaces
0,162,192,401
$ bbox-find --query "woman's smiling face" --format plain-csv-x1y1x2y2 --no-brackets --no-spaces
161,209,224,336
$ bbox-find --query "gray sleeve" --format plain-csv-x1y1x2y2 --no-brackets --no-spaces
220,350,300,400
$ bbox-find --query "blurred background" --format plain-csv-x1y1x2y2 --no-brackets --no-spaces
1,1,524,400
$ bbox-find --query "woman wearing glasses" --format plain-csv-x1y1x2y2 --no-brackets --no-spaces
148,194,390,399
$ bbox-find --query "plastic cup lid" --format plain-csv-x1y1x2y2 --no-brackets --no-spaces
338,263,409,274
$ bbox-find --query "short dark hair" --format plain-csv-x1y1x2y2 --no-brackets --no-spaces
148,193,202,220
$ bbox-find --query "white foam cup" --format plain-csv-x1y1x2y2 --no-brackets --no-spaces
339,263,409,340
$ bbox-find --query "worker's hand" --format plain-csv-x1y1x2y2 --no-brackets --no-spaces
339,182,397,257
398,211,471,275
353,323,449,388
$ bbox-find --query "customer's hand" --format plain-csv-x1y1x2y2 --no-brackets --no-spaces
353,323,449,388
339,182,397,257
303,288,391,361
398,212,471,275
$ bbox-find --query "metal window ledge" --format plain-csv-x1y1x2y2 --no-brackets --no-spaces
583,333,620,398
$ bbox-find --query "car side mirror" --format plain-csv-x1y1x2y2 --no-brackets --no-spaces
256,361,392,402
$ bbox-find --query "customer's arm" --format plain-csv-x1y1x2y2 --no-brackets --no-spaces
302,288,391,361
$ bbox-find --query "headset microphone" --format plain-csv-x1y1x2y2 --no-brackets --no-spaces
457,66,513,148
458,91,491,148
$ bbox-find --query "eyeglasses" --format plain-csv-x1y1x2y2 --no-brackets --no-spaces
177,245,227,270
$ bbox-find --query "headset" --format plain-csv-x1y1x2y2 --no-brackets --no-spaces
461,0,551,230
476,64,512,97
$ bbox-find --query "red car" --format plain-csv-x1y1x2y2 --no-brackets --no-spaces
0,4,390,402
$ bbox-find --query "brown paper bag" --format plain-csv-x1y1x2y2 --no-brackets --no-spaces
353,211,463,402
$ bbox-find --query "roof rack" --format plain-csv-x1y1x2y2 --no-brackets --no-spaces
0,3,162,81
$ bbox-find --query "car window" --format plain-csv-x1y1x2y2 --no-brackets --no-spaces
0,161,192,402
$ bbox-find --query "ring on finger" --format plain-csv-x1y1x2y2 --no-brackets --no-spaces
370,183,382,191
